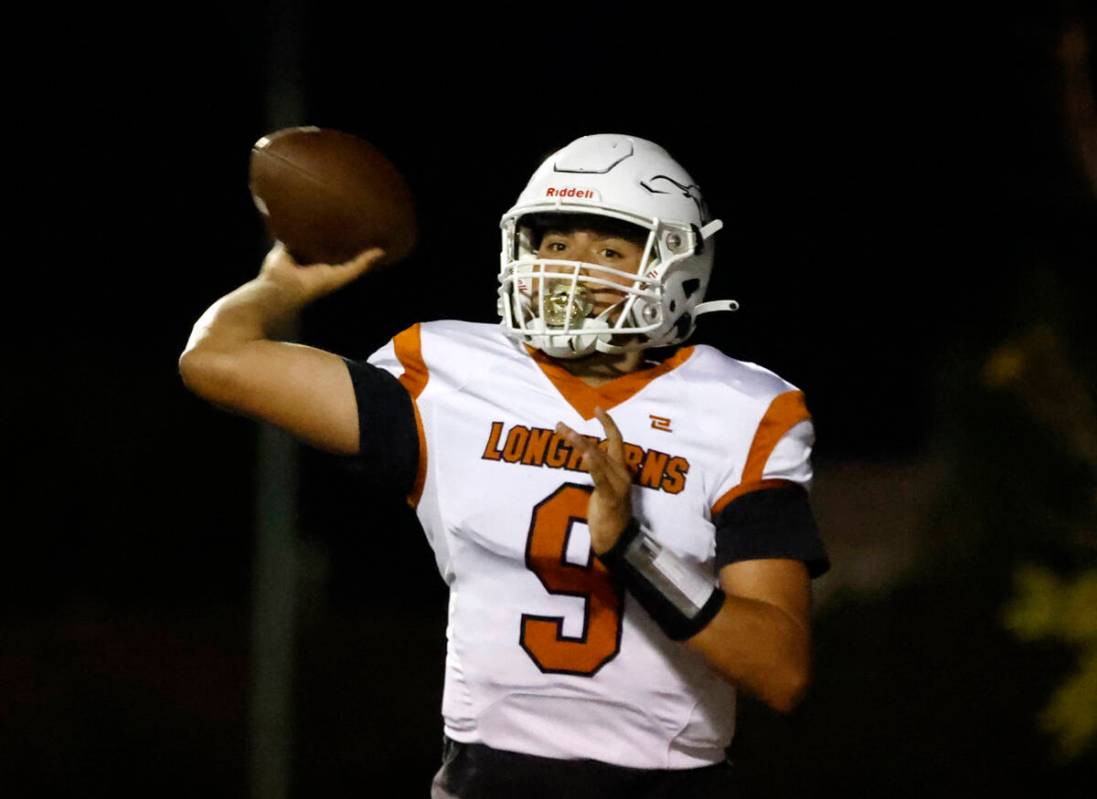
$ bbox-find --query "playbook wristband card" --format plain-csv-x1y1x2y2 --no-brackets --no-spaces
599,519,725,641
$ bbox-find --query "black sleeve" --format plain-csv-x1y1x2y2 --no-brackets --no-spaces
341,358,419,497
714,483,830,578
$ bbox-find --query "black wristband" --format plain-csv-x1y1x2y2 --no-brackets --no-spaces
599,519,725,641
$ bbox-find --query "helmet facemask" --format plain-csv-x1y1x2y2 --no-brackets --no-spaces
498,211,722,359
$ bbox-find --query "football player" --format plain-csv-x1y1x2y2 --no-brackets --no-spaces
180,134,829,798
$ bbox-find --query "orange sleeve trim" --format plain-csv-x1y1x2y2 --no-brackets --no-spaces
740,390,810,484
393,323,429,508
711,478,798,517
394,323,429,399
406,398,427,508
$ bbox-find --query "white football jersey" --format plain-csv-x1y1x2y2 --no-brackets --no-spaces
364,320,818,770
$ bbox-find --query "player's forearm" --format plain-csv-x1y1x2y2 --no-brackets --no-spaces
183,273,306,357
685,595,811,714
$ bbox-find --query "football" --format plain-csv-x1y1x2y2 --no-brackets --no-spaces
249,126,418,265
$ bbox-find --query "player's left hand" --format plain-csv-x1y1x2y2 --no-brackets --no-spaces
556,407,632,555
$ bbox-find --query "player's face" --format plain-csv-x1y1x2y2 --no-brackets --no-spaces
534,228,646,318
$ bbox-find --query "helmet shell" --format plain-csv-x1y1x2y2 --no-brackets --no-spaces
505,134,711,227
498,134,729,358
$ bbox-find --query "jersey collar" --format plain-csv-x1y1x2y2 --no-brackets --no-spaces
524,345,695,420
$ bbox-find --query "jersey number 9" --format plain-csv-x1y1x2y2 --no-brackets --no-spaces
519,483,624,676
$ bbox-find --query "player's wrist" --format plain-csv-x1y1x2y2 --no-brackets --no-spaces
598,517,641,561
597,519,725,641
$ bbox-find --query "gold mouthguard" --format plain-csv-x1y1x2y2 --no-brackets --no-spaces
543,283,594,327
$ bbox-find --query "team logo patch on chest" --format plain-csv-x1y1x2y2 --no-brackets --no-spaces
480,421,689,495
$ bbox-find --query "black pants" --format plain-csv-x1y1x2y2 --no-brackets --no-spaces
431,736,741,799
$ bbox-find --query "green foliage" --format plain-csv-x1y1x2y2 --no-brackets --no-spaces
989,322,1097,762
1004,565,1097,759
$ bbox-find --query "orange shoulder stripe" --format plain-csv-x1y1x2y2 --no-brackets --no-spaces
393,323,429,508
741,390,810,483
711,389,810,516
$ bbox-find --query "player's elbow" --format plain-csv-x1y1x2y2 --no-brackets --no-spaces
178,346,236,407
766,658,811,715
179,346,212,393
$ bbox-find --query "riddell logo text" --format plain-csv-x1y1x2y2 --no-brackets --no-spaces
481,421,689,494
546,187,597,199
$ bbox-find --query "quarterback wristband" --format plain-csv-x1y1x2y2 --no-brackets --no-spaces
599,519,725,641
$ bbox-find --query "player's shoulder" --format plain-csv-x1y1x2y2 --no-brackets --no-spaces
683,344,804,406
416,319,511,346
403,320,527,387
414,320,524,359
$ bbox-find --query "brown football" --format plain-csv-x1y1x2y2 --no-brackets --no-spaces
249,126,417,265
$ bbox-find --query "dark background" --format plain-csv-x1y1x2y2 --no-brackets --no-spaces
4,2,1096,796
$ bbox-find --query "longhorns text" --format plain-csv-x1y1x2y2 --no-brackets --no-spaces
481,421,688,495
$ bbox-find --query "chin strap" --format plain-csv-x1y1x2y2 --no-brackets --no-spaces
525,316,614,359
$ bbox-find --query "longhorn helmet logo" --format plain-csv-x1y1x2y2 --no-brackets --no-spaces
640,175,709,221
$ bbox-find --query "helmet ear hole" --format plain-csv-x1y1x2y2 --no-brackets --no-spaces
674,313,692,340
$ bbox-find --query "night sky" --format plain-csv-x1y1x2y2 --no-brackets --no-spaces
5,3,1096,796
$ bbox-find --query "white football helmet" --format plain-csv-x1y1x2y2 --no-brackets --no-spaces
498,134,737,359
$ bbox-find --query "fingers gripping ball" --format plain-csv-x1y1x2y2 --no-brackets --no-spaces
249,126,418,265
